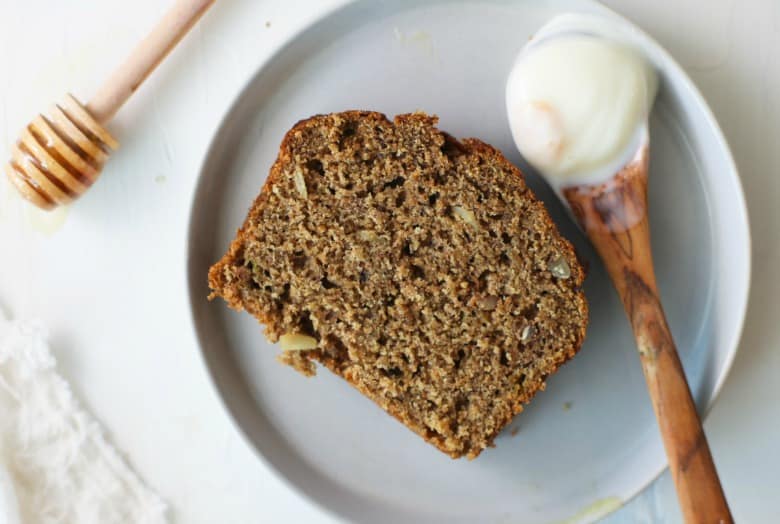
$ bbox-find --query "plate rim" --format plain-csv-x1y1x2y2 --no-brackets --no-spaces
184,0,752,521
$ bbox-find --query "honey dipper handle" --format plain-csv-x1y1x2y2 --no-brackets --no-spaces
564,149,732,524
87,0,216,123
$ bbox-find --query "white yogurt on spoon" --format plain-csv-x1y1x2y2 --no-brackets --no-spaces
506,14,658,192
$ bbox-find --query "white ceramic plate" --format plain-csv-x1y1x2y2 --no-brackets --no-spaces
186,1,750,522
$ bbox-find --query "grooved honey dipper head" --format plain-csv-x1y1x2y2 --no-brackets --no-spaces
5,94,118,210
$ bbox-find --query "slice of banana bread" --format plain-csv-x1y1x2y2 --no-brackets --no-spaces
208,111,588,459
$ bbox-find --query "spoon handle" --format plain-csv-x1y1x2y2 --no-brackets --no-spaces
626,264,732,524
564,149,732,523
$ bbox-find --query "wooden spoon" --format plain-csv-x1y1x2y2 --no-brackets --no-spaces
563,138,733,523
5,0,216,211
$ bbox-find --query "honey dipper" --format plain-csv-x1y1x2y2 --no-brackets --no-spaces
5,0,216,211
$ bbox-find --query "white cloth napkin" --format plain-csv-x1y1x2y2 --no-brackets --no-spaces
0,312,168,524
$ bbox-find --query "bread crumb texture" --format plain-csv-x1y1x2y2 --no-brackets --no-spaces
209,111,588,459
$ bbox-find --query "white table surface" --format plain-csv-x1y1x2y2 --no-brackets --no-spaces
0,0,777,522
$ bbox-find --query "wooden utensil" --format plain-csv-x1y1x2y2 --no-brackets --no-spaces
563,139,732,523
4,0,216,211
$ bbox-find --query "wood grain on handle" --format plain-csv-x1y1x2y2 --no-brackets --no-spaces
87,0,216,123
564,147,732,524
